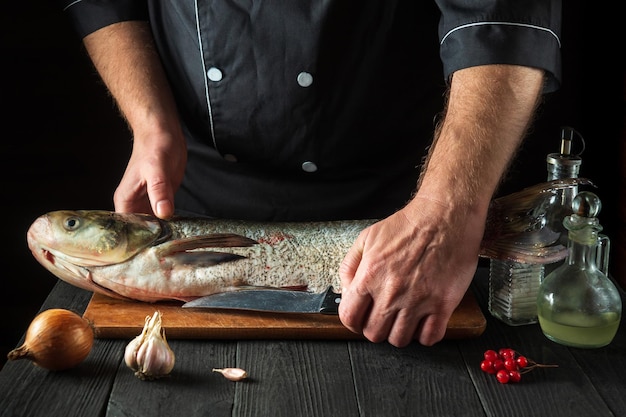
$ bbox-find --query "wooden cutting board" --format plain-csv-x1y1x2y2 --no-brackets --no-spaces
83,289,486,340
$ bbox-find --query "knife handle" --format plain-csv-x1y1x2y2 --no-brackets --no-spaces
319,287,341,315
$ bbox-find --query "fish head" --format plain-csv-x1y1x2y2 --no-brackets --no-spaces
27,210,165,293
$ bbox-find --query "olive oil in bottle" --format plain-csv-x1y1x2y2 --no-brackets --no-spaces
537,192,622,348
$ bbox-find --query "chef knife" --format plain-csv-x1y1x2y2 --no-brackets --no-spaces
182,286,341,314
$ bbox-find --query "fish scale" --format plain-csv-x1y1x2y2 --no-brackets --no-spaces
166,218,374,292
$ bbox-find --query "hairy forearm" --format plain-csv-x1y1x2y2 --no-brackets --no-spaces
415,64,545,214
83,21,186,219
83,21,180,137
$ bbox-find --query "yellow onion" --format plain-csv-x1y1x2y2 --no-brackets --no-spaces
7,308,94,371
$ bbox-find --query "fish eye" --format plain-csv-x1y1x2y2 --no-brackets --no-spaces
63,216,81,231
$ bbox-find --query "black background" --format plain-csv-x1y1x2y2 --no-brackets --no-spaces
1,2,623,368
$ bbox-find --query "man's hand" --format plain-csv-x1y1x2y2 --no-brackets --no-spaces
338,198,483,347
83,21,185,219
338,64,545,347
113,130,187,219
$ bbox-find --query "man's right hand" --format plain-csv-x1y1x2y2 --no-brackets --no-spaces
83,21,186,219
114,130,187,219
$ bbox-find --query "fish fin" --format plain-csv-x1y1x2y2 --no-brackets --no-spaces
166,251,246,267
156,233,257,256
480,241,567,264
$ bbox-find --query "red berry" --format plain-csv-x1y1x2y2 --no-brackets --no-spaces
481,360,495,374
484,350,499,362
499,348,516,359
480,348,558,385
492,359,505,372
508,370,522,383
504,358,518,371
496,369,510,384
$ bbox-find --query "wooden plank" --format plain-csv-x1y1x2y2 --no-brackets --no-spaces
82,288,486,340
234,340,359,416
349,340,486,417
565,309,626,415
106,340,238,417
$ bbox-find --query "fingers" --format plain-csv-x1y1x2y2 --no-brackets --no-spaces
114,157,177,219
114,179,175,219
114,181,152,215
414,314,449,347
338,284,373,340
341,287,450,348
340,280,447,348
338,238,370,336
386,309,422,348
338,240,363,291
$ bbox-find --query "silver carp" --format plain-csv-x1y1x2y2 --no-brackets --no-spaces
26,179,591,303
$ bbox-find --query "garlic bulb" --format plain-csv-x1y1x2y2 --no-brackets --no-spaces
124,311,175,380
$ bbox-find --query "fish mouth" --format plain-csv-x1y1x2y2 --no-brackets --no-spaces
42,248,55,265
35,247,65,271
30,243,131,300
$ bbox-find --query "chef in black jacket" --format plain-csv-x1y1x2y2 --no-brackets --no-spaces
59,0,561,347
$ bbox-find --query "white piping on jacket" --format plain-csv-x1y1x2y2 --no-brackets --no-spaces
441,21,561,48
194,0,219,151
63,0,82,11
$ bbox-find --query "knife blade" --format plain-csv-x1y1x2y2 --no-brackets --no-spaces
182,286,341,315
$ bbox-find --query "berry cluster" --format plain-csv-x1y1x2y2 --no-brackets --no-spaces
480,348,557,384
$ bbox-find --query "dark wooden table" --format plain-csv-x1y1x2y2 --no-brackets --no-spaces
1,268,624,417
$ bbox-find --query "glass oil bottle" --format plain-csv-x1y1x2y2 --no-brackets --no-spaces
488,127,582,326
544,127,583,276
537,191,622,348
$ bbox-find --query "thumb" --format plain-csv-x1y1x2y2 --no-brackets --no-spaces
339,235,365,289
146,177,175,219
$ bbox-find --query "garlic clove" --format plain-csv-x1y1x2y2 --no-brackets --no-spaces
212,367,249,381
123,334,143,372
135,333,175,379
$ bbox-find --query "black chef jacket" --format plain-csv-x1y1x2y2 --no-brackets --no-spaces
60,0,562,221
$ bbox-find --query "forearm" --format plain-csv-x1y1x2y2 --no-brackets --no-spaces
83,21,186,218
338,64,545,347
83,21,181,140
413,64,545,217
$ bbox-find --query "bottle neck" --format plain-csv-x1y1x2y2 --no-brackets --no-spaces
546,154,582,181
566,238,598,269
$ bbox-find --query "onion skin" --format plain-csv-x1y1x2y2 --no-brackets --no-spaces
7,308,94,371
